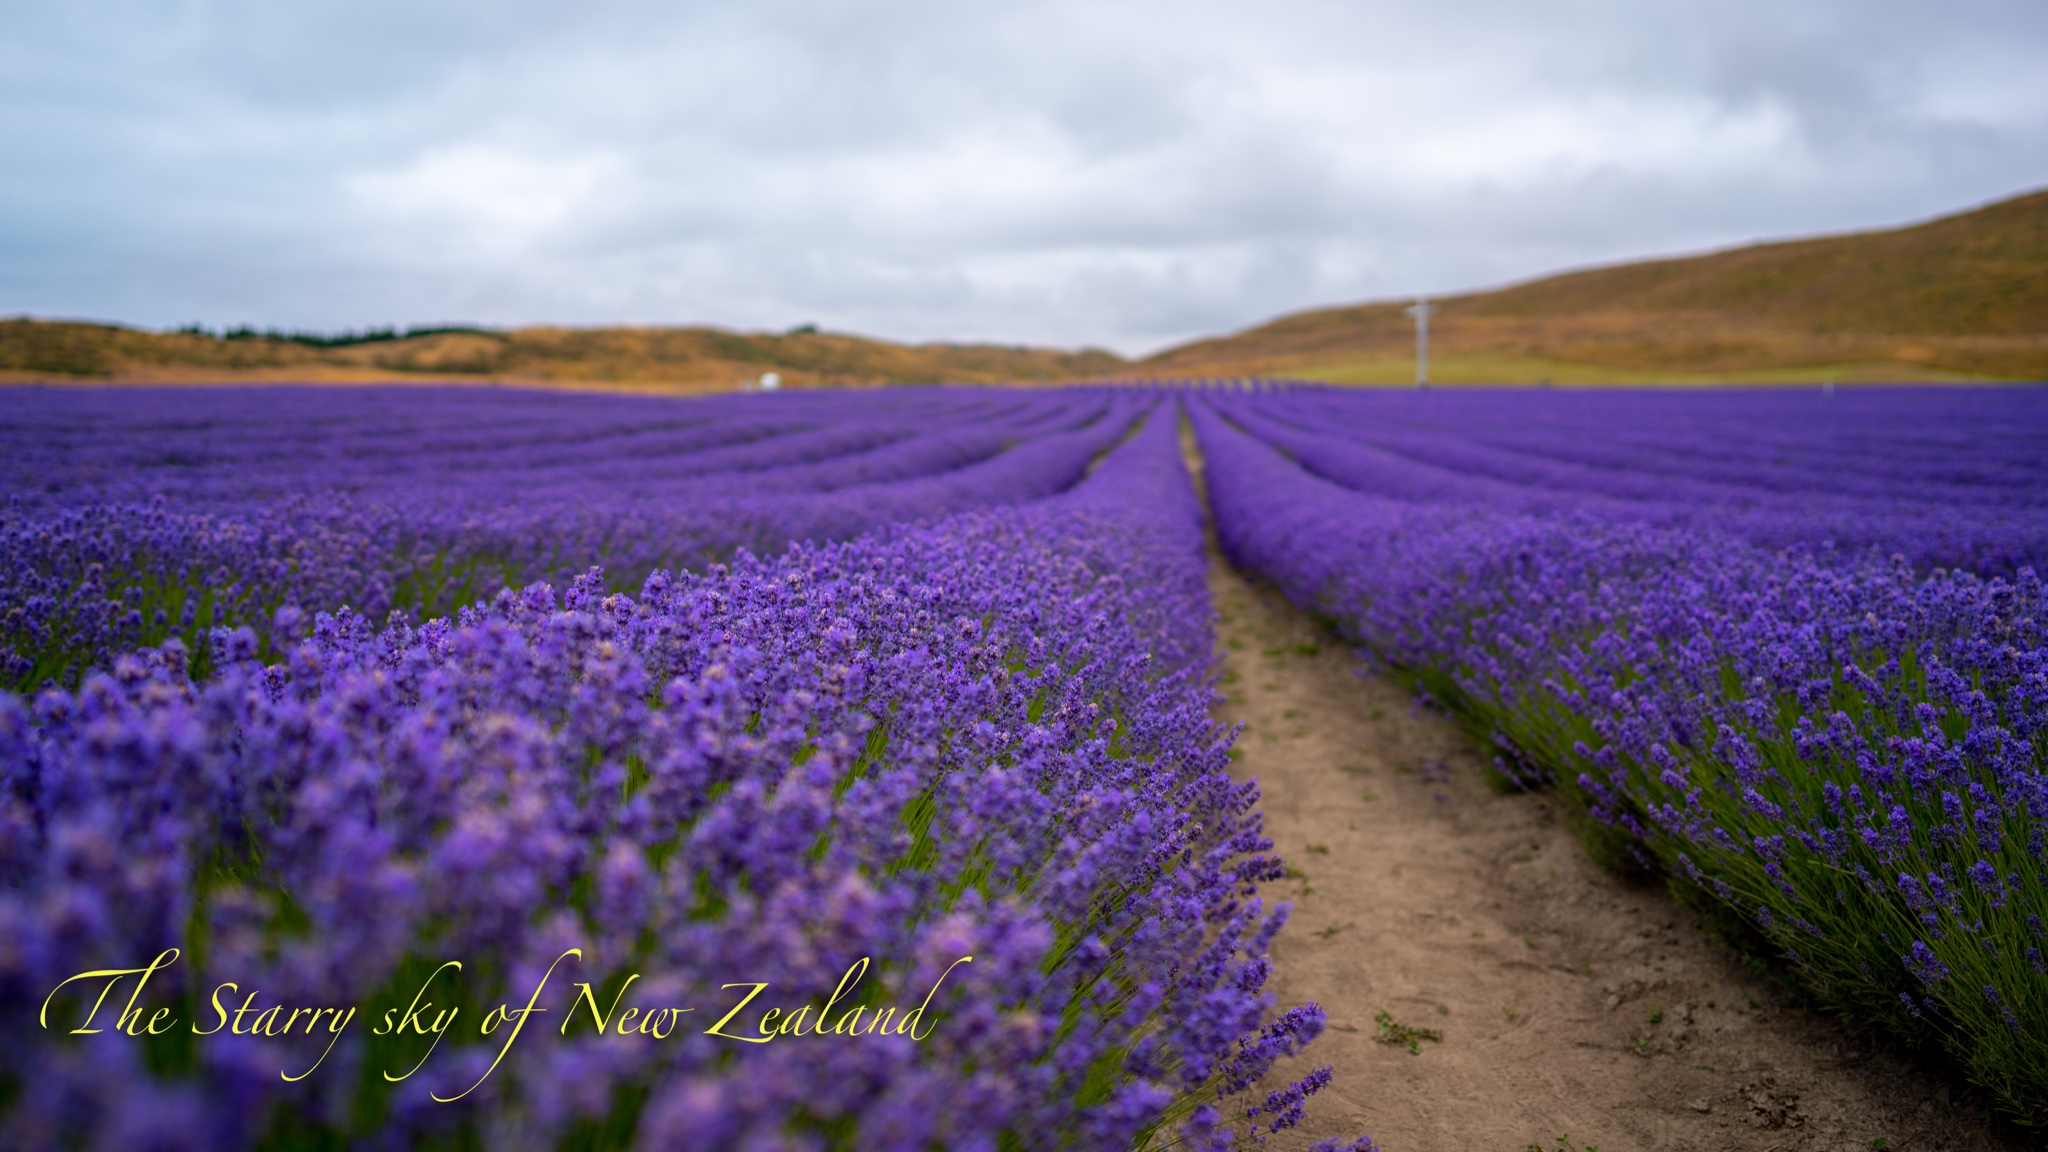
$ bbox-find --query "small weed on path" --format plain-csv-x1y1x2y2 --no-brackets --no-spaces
1374,1009,1443,1055
1283,864,1315,897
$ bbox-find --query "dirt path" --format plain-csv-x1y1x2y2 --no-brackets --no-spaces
1182,433,2031,1152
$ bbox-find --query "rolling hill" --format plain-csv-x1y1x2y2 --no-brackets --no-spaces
0,320,1122,391
3,185,2043,388
1143,186,2048,383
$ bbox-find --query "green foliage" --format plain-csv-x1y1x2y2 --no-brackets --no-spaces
1372,1009,1441,1055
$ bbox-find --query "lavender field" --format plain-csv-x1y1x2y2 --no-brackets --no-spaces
1194,384,2048,1126
2,381,2046,1147
2,385,1377,1151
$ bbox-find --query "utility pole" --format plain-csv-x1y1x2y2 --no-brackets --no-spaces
1404,298,1436,389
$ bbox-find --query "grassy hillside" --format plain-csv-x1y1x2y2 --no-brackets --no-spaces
1141,187,2048,383
0,320,1124,390
7,186,2043,389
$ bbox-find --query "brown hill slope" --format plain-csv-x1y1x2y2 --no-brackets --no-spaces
1142,187,2048,383
7,187,2043,388
0,320,1124,390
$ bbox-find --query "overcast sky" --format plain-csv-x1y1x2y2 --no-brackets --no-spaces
3,0,2044,356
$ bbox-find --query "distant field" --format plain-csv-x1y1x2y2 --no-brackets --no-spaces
0,319,1124,390
1250,353,2006,386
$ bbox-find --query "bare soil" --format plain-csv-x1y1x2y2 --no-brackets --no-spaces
1210,562,2036,1152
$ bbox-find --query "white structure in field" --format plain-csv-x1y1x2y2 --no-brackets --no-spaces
1403,298,1436,389
760,372,782,391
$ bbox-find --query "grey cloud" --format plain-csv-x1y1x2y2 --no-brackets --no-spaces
2,0,2044,354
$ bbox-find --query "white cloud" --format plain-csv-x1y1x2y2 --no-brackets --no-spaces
347,144,626,257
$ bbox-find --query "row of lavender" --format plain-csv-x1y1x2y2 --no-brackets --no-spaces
1219,384,2048,574
2,386,1148,692
1191,386,2048,1122
3,391,1369,1149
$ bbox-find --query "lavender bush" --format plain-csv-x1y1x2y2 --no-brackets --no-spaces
1190,385,2048,1123
2,389,1360,1149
